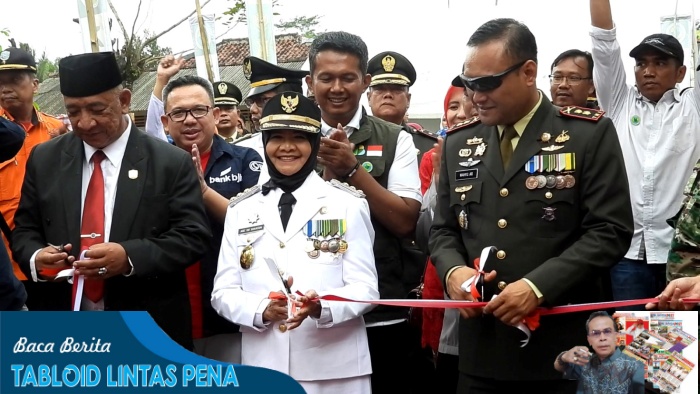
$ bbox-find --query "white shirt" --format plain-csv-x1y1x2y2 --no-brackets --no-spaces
30,117,132,311
145,93,168,141
322,106,421,327
321,106,422,204
590,25,700,264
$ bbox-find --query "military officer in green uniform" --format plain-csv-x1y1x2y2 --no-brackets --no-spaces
430,18,633,393
212,81,245,143
307,32,422,393
367,50,437,159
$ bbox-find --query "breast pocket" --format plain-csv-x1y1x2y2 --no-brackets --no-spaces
449,181,482,234
525,189,575,238
668,116,693,153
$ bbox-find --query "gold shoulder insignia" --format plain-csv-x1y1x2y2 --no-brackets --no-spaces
447,116,481,134
229,185,261,208
559,106,605,122
232,133,255,144
329,179,366,199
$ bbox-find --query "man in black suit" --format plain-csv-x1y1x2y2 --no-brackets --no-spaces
12,52,211,349
429,18,633,393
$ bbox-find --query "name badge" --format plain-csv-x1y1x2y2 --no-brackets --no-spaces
239,225,264,235
455,169,478,181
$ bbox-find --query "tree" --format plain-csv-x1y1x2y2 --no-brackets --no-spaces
275,15,322,40
222,0,323,39
0,28,9,52
107,0,211,88
36,52,60,82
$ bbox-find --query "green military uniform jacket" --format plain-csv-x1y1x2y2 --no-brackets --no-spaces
430,97,634,380
668,159,700,281
341,110,410,324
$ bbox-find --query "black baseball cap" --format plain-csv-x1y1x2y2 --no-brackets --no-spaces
629,34,684,64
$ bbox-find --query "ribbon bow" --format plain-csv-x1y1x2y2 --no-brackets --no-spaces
462,246,496,301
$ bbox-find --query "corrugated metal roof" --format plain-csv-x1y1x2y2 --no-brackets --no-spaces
35,61,306,115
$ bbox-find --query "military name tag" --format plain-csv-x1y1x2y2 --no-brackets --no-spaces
238,224,264,235
455,169,478,181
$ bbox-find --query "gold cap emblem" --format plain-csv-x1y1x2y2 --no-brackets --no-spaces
382,55,395,72
217,82,228,95
281,94,299,113
243,59,252,79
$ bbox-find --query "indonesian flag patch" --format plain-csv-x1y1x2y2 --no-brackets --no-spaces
367,145,383,157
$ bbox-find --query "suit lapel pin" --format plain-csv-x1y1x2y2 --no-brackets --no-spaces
128,169,138,179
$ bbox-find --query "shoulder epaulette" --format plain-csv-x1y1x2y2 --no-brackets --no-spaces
228,185,261,207
328,179,366,199
409,128,438,140
232,133,255,144
559,106,605,122
447,116,480,134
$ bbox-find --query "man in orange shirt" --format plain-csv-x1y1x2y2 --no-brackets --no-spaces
0,47,64,301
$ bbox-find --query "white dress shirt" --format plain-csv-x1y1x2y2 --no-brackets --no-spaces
590,25,700,264
321,106,422,204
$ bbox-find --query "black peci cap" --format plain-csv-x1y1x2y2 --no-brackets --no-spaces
59,52,123,97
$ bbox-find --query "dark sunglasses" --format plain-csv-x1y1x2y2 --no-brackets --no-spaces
459,60,528,92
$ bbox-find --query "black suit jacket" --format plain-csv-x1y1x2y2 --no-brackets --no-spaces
430,97,633,380
12,125,211,349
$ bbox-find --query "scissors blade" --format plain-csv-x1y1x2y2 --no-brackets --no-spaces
263,257,291,296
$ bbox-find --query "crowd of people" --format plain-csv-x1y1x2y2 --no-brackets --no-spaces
1,0,700,393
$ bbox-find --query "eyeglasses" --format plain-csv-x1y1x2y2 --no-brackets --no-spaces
459,60,528,92
244,95,273,108
549,75,592,86
588,328,616,338
167,106,211,122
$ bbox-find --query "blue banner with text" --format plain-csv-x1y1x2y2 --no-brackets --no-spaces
0,312,304,393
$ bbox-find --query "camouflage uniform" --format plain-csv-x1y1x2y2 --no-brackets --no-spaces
667,159,700,281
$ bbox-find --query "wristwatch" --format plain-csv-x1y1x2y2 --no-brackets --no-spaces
557,351,568,366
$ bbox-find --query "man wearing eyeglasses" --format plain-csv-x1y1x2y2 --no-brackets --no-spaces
430,18,633,393
590,0,700,306
233,56,308,185
549,50,597,109
554,311,645,394
160,75,261,363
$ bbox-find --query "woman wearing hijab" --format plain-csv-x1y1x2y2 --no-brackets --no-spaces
211,92,378,394
417,77,477,394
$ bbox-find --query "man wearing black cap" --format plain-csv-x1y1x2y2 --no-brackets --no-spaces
590,0,700,304
11,51,211,350
234,56,308,184
0,47,65,296
213,81,246,143
367,51,437,159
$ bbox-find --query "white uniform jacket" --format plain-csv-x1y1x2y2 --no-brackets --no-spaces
212,172,378,381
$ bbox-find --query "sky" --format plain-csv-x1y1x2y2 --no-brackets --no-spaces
2,0,699,119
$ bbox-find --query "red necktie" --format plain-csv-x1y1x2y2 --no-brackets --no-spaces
78,150,106,303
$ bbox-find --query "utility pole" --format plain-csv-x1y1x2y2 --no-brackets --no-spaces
85,0,99,52
195,0,214,83
256,0,268,61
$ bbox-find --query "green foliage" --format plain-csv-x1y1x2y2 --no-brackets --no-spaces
114,30,171,89
36,52,60,82
275,15,322,39
0,28,9,52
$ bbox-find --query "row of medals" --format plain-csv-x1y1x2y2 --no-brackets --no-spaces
303,238,348,258
526,131,575,190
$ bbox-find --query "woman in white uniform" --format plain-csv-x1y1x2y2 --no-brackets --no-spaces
212,92,378,394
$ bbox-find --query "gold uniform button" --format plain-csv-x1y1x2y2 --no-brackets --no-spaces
278,324,287,333
496,250,506,259
279,242,285,248
497,219,507,229
499,188,509,197
498,281,507,290
545,191,553,199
